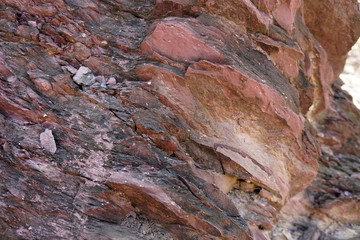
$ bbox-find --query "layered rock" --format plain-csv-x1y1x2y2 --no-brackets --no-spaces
0,0,359,239
273,83,360,240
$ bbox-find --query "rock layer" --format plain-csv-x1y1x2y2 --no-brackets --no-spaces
0,0,359,239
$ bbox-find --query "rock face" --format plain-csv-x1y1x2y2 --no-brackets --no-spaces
0,0,359,239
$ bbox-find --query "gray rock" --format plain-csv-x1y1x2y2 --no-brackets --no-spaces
73,66,95,86
40,129,57,154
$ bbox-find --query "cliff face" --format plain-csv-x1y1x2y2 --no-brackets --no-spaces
0,1,359,239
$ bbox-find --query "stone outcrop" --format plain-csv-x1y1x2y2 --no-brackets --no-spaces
0,0,359,239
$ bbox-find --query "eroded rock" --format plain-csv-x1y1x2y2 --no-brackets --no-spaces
0,0,359,239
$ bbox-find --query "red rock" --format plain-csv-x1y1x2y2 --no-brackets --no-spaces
65,0,99,10
132,110,179,152
199,0,271,33
73,42,92,61
250,0,277,14
202,183,240,216
0,0,359,239
28,4,57,17
52,74,77,95
153,0,199,18
137,59,318,202
16,25,39,41
84,56,116,76
293,12,335,117
32,78,54,95
106,171,252,239
127,87,160,109
76,189,135,223
253,33,304,79
248,223,268,240
272,0,301,33
304,0,360,78
63,65,78,75
141,21,225,64
321,197,360,224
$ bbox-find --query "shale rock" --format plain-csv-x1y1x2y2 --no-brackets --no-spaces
0,0,359,239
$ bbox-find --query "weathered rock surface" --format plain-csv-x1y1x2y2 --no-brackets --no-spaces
0,0,359,239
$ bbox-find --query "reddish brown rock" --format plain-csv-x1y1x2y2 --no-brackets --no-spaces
321,197,360,224
252,33,304,79
73,42,92,61
137,50,318,202
272,0,301,33
16,25,39,41
0,0,359,239
275,83,360,238
293,12,335,117
304,0,360,78
198,0,271,33
141,21,225,64
153,0,199,18
132,110,179,152
83,56,117,76
106,171,252,239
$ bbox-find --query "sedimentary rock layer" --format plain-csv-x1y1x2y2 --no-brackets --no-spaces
0,0,359,239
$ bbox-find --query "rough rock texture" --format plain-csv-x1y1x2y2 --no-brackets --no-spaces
0,0,359,239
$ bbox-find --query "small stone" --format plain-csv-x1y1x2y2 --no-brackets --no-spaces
40,129,57,154
7,76,17,83
28,21,38,28
33,78,52,93
73,66,95,86
107,77,116,85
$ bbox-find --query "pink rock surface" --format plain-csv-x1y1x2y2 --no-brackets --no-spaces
141,21,225,63
272,0,302,33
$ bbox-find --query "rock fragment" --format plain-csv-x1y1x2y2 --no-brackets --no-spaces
72,66,95,86
107,77,116,85
40,129,57,154
73,42,91,61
